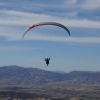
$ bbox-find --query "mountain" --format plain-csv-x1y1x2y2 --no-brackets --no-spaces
66,71,100,84
0,65,100,85
54,71,67,74
0,65,65,85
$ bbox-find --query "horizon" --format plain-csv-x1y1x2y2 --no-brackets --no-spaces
0,65,100,73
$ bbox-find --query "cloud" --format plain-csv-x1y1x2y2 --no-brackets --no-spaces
1,24,100,44
21,33,100,44
0,9,100,44
0,10,100,29
1,0,100,19
79,0,100,10
64,0,100,10
0,46,37,51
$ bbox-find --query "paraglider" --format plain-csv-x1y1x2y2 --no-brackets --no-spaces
45,57,50,66
22,22,70,66
22,22,70,38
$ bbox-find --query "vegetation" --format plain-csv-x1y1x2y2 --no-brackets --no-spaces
0,66,100,99
0,83,100,100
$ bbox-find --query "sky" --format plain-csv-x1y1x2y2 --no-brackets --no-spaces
0,0,100,72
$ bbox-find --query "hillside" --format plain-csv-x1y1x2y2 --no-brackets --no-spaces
0,65,100,85
0,65,65,85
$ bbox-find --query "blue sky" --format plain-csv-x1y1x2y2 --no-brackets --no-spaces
0,0,100,72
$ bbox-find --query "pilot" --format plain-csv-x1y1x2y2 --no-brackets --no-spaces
45,57,50,66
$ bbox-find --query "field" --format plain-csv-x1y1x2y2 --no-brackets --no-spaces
0,82,100,100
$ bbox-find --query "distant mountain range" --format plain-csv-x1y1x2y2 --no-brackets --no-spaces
0,65,100,85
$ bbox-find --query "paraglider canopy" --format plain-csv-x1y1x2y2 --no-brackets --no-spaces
22,22,70,38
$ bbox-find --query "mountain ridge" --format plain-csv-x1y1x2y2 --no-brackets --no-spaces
0,65,100,85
